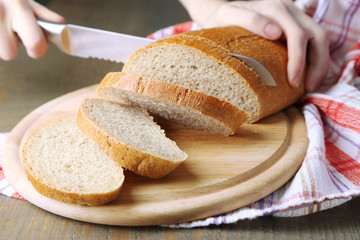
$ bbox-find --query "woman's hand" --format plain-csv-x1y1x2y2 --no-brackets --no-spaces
180,0,330,92
0,0,65,61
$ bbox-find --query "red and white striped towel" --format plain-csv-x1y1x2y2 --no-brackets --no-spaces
0,133,24,200
1,0,359,228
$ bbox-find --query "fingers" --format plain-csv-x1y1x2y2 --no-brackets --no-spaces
286,31,308,88
264,1,309,88
281,3,330,91
215,2,283,40
0,26,19,61
0,0,65,61
305,29,330,92
214,0,308,87
205,0,330,92
10,0,50,59
0,4,19,60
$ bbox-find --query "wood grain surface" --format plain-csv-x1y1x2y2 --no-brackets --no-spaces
3,85,307,226
1,0,360,239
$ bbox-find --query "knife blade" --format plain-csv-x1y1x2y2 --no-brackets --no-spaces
37,20,155,63
38,20,277,86
229,53,277,87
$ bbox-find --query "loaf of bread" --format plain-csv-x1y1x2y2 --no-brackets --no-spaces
21,117,124,206
97,72,249,136
21,26,305,206
76,98,187,179
122,26,304,124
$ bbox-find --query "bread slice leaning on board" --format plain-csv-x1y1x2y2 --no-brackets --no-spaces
121,26,305,125
77,98,187,179
97,72,249,136
21,117,124,206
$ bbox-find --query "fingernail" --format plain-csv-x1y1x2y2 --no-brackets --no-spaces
264,23,282,39
291,73,302,88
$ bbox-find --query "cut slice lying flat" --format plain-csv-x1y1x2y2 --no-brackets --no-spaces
21,117,124,206
77,98,187,179
97,72,249,136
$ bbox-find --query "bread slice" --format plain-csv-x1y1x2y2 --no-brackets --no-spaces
96,72,249,136
122,26,304,123
77,98,187,179
21,117,124,206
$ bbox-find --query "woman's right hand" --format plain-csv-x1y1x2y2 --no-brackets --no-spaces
0,0,65,60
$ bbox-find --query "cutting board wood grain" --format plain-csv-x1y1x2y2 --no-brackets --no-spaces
3,85,308,226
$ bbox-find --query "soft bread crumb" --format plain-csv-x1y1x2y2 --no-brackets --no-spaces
21,117,124,206
97,72,249,136
123,45,259,121
99,88,231,134
77,98,187,178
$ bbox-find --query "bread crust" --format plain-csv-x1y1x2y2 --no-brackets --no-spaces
97,72,249,135
123,26,304,122
23,167,122,206
77,99,186,179
21,118,124,206
181,27,304,121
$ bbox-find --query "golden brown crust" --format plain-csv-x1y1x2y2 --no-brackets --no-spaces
76,99,185,179
23,167,122,206
181,27,304,121
123,26,304,122
97,72,249,135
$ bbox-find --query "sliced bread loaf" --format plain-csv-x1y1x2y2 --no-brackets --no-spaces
97,72,249,136
21,117,124,206
122,26,304,123
76,98,187,179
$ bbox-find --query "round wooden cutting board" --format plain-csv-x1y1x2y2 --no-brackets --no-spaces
3,85,308,226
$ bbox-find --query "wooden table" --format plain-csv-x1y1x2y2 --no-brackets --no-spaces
1,0,359,239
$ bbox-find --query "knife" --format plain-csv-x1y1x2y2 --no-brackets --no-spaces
38,20,277,86
37,20,155,63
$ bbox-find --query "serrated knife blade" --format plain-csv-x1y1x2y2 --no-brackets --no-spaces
37,20,155,63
